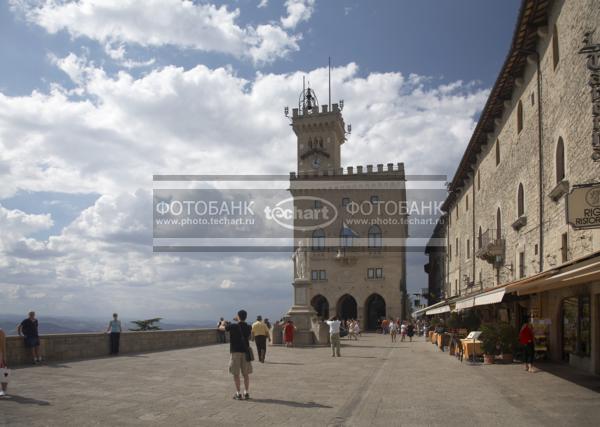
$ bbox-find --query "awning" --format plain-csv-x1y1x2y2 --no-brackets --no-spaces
426,305,451,315
455,297,475,311
506,252,600,296
474,287,505,306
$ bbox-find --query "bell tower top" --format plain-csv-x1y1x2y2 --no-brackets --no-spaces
288,83,347,174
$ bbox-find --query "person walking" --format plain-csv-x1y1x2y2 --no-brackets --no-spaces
225,310,253,400
17,311,41,364
251,315,270,363
105,313,122,355
519,321,535,373
353,320,361,340
381,318,389,335
326,316,342,357
0,329,9,398
407,322,415,342
389,319,398,342
283,319,296,347
347,320,357,341
400,320,407,342
435,322,446,352
217,317,227,344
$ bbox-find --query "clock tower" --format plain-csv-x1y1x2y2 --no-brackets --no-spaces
290,86,346,174
285,81,407,340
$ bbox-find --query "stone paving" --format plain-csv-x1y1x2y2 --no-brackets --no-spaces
1,333,600,426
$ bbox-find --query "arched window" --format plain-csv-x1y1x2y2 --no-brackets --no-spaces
340,226,356,248
556,137,565,183
478,226,483,249
308,137,313,149
517,183,525,217
368,225,382,248
496,139,500,166
552,24,560,70
312,228,325,251
496,208,502,240
517,100,523,134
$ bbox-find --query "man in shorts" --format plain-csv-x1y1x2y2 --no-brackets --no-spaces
225,310,253,400
18,311,41,364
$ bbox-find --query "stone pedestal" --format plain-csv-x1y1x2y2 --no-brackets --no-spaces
286,278,317,346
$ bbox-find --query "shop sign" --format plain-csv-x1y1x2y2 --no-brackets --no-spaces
567,183,600,229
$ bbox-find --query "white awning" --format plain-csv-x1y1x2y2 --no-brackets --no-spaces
426,305,451,315
455,297,475,311
474,288,506,307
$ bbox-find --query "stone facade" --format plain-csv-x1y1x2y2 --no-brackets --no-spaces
442,0,600,297
427,0,600,373
289,97,408,328
424,217,447,305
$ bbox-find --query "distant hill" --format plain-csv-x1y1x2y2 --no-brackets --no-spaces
0,314,216,336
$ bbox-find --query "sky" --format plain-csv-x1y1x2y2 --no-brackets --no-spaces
0,0,520,322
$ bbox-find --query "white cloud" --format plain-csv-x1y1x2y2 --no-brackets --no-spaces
257,0,269,8
219,279,235,289
0,57,488,320
281,0,315,29
11,0,304,65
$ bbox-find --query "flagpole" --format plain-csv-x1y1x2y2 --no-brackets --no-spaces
328,56,331,110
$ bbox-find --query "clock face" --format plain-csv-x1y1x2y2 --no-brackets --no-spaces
311,157,321,169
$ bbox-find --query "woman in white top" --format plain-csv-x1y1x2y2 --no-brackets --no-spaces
0,329,9,397
353,321,360,340
389,320,398,342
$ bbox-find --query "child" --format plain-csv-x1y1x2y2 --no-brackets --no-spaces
0,329,9,397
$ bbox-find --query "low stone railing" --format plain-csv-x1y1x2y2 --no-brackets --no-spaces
5,329,221,366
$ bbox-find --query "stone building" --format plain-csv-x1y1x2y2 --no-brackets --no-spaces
288,88,408,328
424,0,600,374
424,217,447,306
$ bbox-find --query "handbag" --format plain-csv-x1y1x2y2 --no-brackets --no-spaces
240,325,255,362
0,367,10,384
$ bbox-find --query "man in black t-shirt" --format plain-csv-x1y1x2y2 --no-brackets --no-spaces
225,309,253,400
17,311,41,364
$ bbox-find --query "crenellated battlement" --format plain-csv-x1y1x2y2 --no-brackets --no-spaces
290,162,405,180
292,103,342,117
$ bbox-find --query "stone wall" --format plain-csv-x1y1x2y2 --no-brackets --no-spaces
5,329,220,366
444,0,600,298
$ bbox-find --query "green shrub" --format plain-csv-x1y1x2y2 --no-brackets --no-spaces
498,323,518,354
480,324,499,355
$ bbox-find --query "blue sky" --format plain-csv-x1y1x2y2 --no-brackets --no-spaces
0,0,520,322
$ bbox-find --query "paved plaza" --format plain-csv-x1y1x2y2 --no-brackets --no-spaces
2,333,600,427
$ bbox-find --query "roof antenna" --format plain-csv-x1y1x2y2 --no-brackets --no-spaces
302,75,306,111
328,56,331,110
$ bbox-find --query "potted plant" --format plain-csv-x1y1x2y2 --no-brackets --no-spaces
480,324,499,364
498,323,518,362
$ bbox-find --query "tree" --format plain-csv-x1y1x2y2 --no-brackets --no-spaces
129,318,162,331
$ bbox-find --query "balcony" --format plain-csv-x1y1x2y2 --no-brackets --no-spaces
476,228,505,265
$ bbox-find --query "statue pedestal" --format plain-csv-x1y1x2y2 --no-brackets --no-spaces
286,278,317,346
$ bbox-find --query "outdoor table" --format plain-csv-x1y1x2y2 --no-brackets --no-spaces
461,339,482,358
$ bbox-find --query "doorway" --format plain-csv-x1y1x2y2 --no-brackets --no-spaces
365,293,386,330
337,294,357,320
311,295,329,319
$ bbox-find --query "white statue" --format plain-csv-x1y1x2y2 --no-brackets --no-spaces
292,240,309,280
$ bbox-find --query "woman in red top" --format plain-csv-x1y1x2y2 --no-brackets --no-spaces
519,321,535,372
283,320,296,347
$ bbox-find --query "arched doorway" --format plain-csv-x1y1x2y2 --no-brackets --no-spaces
365,293,386,330
311,295,329,319
337,294,357,320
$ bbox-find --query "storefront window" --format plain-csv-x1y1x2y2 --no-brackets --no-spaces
562,296,591,361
